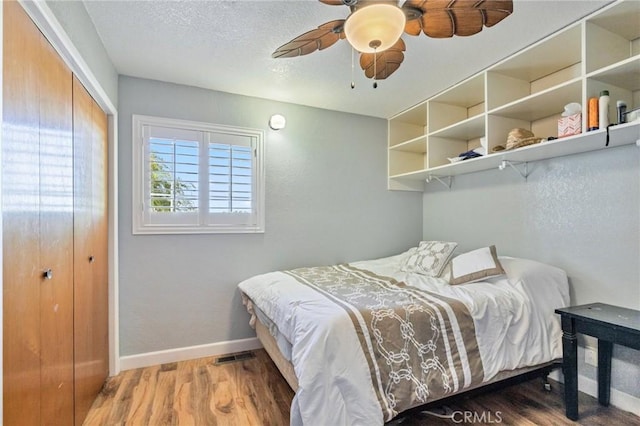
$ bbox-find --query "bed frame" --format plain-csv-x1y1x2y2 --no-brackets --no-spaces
254,315,561,417
256,318,299,390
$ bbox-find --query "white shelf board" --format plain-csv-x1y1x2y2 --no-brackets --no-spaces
389,135,427,153
429,74,485,107
490,24,582,83
428,114,485,140
391,101,427,125
587,56,640,92
389,122,639,181
489,79,582,122
586,0,640,42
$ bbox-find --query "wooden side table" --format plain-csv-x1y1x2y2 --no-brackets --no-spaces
555,303,640,420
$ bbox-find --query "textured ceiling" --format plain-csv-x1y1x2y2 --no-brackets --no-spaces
82,0,613,119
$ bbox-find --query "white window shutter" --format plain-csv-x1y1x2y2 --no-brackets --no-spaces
132,115,264,234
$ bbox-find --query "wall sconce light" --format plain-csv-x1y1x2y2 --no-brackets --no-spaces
269,114,286,130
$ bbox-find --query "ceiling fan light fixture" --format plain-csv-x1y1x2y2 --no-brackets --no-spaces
344,3,406,54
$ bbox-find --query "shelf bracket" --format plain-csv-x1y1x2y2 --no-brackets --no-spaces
498,160,529,180
425,175,452,189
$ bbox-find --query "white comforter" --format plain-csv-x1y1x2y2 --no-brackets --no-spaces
238,255,569,426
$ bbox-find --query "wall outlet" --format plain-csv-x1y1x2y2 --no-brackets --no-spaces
585,346,598,367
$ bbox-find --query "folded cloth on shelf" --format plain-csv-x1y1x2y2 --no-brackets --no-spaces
473,146,487,156
459,150,483,160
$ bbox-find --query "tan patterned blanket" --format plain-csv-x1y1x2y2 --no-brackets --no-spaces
284,264,484,421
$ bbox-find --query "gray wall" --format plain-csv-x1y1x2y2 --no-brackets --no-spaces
118,76,423,356
422,145,640,397
46,0,118,106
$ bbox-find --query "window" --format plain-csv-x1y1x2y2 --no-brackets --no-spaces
132,115,264,234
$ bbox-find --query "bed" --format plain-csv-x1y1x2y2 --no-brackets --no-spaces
238,245,570,425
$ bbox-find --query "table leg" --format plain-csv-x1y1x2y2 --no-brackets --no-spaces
561,316,578,420
598,340,613,406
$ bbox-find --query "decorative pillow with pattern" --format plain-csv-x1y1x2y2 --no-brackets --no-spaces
449,245,505,285
400,240,458,276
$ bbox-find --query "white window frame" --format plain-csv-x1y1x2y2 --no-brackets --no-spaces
132,115,265,234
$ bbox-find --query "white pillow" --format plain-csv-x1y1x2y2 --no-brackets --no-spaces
401,240,458,277
449,245,505,285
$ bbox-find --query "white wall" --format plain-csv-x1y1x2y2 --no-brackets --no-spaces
117,76,423,356
422,144,640,397
46,0,118,106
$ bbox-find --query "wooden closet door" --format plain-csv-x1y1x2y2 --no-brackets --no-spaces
3,2,43,424
90,96,109,388
73,76,109,425
38,29,75,426
3,2,75,424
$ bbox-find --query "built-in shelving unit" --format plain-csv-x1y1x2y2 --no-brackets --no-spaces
388,0,640,192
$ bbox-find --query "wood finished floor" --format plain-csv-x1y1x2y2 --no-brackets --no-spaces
84,349,639,425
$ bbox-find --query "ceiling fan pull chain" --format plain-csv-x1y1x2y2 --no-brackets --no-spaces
373,48,378,89
351,46,355,89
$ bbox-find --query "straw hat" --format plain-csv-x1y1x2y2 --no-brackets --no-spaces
492,128,543,152
505,128,542,150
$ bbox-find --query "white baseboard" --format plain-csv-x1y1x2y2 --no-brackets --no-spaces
119,337,262,371
549,370,640,417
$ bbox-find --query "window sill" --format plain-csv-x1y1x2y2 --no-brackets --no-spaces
132,224,265,235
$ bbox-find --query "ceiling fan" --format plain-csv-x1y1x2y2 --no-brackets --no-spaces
272,0,513,87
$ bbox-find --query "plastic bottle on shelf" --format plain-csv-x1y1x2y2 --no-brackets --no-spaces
588,97,599,131
617,100,627,124
599,90,610,129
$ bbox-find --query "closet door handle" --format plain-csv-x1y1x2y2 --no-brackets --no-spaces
43,269,53,280
89,255,95,263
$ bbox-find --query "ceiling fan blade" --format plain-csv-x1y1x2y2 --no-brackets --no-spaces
272,20,346,59
404,0,456,38
319,0,345,5
404,0,513,38
483,1,513,27
422,10,455,38
359,38,406,80
448,0,512,34
408,0,453,12
404,18,423,36
450,9,484,36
